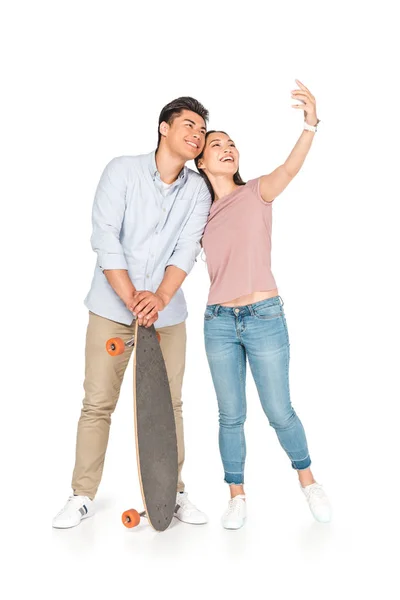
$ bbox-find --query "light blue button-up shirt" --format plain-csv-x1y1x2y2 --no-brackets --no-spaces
84,151,211,327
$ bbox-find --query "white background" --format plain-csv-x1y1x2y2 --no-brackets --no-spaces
2,1,399,598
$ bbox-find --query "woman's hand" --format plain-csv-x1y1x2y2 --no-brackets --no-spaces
291,79,319,127
259,79,320,201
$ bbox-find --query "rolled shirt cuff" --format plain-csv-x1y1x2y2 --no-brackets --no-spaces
98,253,128,271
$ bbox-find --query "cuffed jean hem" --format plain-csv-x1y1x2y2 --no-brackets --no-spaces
224,472,244,485
291,456,312,470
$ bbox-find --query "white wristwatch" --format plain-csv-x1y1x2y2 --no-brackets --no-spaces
304,119,320,133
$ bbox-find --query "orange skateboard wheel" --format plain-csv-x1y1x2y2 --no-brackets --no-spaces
106,337,125,356
156,332,161,343
122,509,141,528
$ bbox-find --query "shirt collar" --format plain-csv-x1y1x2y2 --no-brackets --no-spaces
148,150,188,186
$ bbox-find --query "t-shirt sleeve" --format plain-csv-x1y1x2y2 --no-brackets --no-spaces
246,177,274,205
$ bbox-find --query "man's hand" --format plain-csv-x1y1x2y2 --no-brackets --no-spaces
127,291,168,327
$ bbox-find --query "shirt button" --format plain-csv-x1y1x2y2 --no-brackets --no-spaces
146,274,150,278
163,208,166,212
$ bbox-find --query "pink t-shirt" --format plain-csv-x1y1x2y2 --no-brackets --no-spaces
201,178,277,305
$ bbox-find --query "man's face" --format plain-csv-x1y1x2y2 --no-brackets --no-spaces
160,109,207,160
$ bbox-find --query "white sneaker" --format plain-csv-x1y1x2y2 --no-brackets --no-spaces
52,495,94,529
301,483,332,523
174,492,208,524
221,495,247,530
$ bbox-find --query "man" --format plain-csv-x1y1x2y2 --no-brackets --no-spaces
52,97,211,528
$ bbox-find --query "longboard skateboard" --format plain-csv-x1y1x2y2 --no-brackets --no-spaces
106,319,178,531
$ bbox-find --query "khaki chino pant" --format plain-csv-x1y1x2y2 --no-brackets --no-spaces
72,312,186,499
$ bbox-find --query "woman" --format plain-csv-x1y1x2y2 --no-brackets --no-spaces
195,80,331,530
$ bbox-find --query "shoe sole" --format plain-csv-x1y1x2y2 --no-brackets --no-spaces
222,517,246,530
52,511,94,529
174,514,208,525
313,514,332,523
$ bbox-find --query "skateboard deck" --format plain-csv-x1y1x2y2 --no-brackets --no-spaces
106,320,178,531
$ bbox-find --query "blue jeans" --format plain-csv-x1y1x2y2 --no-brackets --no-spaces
204,295,311,485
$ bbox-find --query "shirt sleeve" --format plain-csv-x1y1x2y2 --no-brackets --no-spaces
165,180,211,275
247,177,275,204
90,157,129,271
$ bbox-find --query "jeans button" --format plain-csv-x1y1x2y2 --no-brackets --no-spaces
234,308,240,314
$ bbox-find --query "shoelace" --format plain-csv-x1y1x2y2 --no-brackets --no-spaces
57,496,86,515
307,485,326,505
179,496,198,512
225,497,244,517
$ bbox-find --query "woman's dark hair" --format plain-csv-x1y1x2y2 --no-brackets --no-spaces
195,131,246,203
157,97,209,148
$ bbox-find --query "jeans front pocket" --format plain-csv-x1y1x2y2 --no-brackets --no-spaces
252,304,283,320
204,305,217,321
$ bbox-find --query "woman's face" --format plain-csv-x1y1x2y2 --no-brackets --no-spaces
197,132,239,177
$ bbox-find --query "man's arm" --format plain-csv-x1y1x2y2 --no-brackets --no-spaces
157,265,187,305
130,181,211,326
127,265,186,326
103,269,136,306
91,157,137,307
163,181,211,276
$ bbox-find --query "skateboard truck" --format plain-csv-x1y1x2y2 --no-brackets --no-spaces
121,509,147,529
121,506,172,529
106,336,135,356
106,331,161,357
